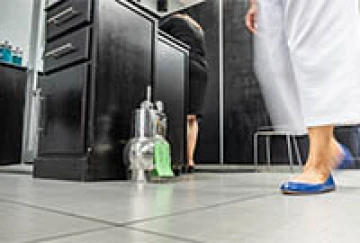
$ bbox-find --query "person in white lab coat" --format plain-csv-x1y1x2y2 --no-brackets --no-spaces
246,0,360,194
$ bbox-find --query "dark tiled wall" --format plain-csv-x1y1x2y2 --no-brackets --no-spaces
187,0,220,163
223,0,271,163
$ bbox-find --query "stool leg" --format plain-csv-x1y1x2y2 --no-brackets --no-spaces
292,136,303,167
254,133,259,171
266,136,271,171
286,135,294,172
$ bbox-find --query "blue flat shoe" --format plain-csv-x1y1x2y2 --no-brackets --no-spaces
337,144,355,169
280,175,336,195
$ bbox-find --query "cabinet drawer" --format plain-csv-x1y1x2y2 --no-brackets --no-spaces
44,27,91,73
46,0,93,40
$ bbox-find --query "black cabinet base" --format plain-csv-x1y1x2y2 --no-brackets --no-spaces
36,0,156,182
34,156,128,181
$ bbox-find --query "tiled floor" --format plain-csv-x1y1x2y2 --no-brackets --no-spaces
0,169,360,242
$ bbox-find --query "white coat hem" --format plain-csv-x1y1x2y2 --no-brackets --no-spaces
305,117,360,128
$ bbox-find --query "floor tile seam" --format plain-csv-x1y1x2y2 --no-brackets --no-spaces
119,193,276,243
0,192,276,230
0,197,121,226
139,185,277,195
180,186,278,193
23,226,113,243
121,192,277,226
15,224,202,243
119,226,205,243
0,194,269,229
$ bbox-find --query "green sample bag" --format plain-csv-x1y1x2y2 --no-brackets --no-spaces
153,141,174,177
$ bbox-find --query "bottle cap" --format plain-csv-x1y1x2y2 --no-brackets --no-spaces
155,101,164,112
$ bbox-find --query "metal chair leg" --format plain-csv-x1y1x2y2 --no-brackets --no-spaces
286,134,294,172
254,133,259,171
266,135,271,171
292,136,303,167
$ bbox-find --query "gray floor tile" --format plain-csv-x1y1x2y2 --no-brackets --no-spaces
131,187,360,243
40,227,195,243
0,200,106,243
0,173,275,225
1,171,360,243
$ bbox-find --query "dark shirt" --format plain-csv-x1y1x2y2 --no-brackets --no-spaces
160,15,208,66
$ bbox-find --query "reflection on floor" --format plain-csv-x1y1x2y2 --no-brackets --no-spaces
0,170,360,242
0,164,32,175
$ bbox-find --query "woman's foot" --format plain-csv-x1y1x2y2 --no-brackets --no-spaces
280,154,336,194
186,160,195,173
291,168,330,184
280,174,335,194
280,126,342,194
292,138,342,184
187,165,195,173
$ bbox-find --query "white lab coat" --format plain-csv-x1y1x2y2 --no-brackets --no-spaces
254,0,360,134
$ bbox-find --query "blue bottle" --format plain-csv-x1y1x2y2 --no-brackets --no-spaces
2,41,12,63
0,42,5,62
12,47,23,66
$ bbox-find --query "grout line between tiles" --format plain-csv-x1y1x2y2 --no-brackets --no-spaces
0,192,276,228
121,226,205,243
26,225,203,243
0,197,122,226
24,226,113,243
122,193,277,226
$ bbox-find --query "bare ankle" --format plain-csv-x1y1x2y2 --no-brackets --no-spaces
188,160,195,167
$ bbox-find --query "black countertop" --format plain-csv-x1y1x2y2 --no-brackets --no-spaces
158,30,190,51
0,61,27,72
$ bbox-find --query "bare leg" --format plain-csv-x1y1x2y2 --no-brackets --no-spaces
187,115,199,167
293,125,342,183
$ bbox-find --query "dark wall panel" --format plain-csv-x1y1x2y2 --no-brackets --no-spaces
223,0,270,163
187,0,220,163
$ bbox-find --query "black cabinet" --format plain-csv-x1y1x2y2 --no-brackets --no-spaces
46,0,93,40
0,63,26,165
155,32,189,170
38,63,89,155
44,27,92,73
35,0,157,181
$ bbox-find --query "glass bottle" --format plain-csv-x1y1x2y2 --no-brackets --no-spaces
12,47,23,66
2,41,12,63
0,42,5,61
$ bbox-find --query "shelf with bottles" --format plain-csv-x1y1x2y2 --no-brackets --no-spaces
0,40,23,67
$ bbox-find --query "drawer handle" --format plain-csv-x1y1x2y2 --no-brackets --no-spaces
45,43,76,58
47,7,79,25
46,0,65,9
